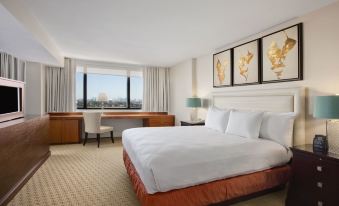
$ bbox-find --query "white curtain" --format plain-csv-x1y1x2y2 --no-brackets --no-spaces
0,51,26,81
45,58,76,112
143,66,170,112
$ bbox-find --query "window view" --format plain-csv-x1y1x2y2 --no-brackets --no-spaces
76,66,143,109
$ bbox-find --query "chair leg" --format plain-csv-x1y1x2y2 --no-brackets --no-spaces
83,132,88,146
97,133,100,148
110,131,114,144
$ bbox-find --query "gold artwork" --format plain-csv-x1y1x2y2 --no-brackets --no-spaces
216,58,228,84
238,51,254,81
267,31,296,79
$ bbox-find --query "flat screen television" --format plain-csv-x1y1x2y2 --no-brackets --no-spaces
0,77,25,123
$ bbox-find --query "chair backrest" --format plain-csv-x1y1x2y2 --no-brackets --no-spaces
83,112,102,133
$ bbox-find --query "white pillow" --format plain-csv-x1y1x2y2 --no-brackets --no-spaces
260,112,296,147
225,110,264,139
205,106,231,133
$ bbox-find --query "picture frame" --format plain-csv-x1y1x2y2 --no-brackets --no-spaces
213,49,232,87
233,39,260,86
261,23,303,83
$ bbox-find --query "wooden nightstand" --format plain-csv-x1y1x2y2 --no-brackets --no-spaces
180,120,205,126
286,144,339,206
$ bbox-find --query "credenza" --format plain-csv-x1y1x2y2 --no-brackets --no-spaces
48,112,175,144
0,115,49,206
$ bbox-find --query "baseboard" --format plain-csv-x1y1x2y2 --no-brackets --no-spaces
0,151,51,206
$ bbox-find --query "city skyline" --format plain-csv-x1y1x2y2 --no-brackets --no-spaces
76,72,143,100
76,72,143,108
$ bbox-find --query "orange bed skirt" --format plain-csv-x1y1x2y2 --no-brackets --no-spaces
123,149,290,206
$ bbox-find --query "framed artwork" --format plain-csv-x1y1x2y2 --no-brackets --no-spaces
213,49,232,87
233,40,260,86
261,23,303,83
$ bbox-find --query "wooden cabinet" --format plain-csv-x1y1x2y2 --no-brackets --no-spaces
143,116,175,127
0,116,50,205
286,145,339,206
49,119,62,144
49,119,81,144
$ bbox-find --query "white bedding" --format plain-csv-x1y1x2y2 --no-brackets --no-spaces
122,126,292,194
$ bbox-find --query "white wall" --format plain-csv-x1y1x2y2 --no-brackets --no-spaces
169,59,193,125
169,2,339,143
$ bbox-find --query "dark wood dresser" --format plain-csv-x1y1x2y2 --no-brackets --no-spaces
286,144,339,206
0,115,50,206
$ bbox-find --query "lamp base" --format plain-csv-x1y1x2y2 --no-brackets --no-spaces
190,108,199,122
313,134,328,154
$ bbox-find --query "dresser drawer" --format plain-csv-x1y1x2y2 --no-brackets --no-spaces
291,151,320,179
287,146,339,206
322,160,339,205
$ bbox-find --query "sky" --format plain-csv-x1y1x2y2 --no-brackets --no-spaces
76,72,143,101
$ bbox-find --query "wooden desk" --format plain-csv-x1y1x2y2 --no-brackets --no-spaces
49,112,175,144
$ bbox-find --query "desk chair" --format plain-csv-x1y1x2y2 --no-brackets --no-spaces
83,112,114,148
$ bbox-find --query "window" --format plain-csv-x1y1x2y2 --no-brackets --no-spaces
76,66,143,109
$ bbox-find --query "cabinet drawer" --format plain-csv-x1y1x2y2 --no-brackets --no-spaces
147,118,162,127
61,120,80,143
49,119,81,144
291,152,319,178
287,152,321,205
322,160,339,205
162,117,174,126
288,149,339,206
146,117,174,127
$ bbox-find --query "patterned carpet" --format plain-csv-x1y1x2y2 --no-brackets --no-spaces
9,139,286,206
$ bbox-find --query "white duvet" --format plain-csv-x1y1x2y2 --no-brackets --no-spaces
122,126,291,194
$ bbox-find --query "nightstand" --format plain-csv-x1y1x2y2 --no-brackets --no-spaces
180,120,205,126
286,144,339,206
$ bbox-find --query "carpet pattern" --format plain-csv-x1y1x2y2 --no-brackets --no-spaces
9,139,285,206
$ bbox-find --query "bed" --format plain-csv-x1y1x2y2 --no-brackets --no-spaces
122,87,306,206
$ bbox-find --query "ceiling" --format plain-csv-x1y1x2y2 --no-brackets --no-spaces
2,0,338,66
0,4,60,65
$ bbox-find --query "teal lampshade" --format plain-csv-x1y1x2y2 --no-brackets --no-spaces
314,96,339,119
186,97,201,108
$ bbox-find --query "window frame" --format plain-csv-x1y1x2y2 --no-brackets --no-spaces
77,67,142,110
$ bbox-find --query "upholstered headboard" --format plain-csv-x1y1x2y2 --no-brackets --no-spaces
211,87,306,146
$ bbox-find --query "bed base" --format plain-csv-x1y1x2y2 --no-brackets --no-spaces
123,149,290,206
211,183,286,206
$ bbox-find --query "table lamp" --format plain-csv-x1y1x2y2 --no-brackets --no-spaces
97,92,108,109
313,96,339,153
186,97,201,122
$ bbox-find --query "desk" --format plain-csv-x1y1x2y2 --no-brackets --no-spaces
49,112,175,144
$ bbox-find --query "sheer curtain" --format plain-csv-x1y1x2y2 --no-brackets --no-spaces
0,51,26,81
143,66,170,112
45,58,76,112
